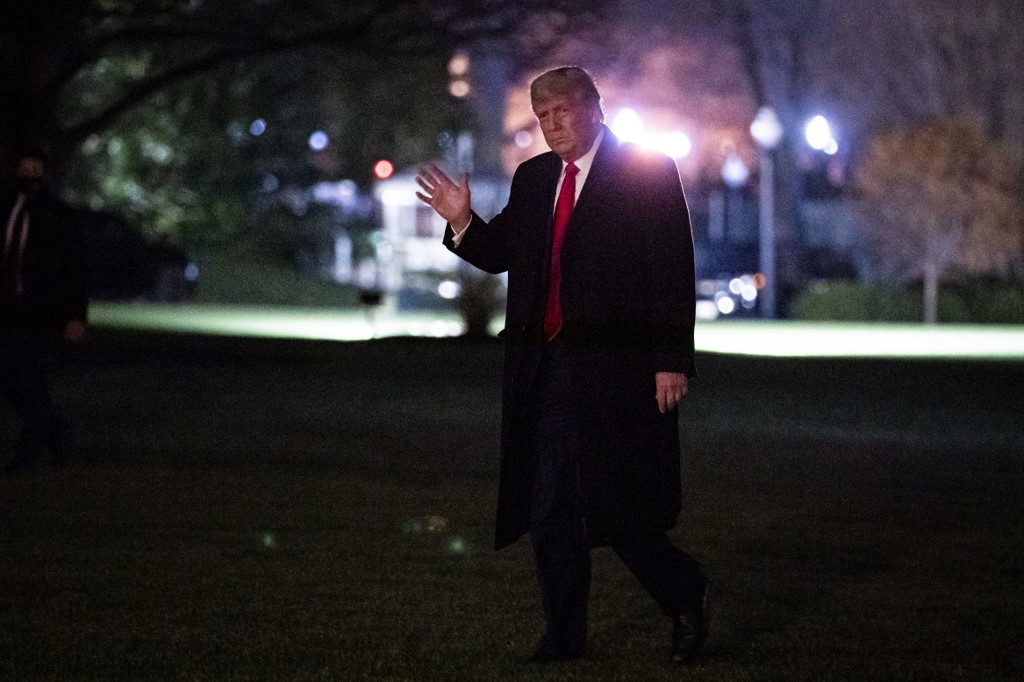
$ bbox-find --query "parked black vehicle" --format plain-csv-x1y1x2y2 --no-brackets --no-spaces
76,210,199,302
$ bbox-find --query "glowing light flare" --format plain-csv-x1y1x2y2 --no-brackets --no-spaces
610,109,692,158
611,108,644,143
374,159,395,179
750,107,783,149
722,154,750,188
661,131,692,159
309,131,329,151
249,119,267,136
805,116,834,151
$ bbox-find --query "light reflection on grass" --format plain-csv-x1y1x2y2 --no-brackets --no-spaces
90,303,1024,360
694,321,1024,359
90,303,470,341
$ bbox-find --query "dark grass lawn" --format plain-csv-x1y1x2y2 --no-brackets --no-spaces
2,331,1023,681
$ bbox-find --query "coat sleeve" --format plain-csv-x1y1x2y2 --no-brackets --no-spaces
441,212,510,274
641,156,697,377
441,165,534,275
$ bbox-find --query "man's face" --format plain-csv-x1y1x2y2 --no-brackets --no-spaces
16,158,47,192
533,92,601,163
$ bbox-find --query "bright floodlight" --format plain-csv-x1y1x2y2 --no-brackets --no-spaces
805,116,833,151
662,132,692,159
308,131,329,151
611,108,644,143
722,154,749,188
824,138,839,155
750,107,782,149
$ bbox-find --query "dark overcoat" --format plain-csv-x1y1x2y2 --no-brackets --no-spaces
0,188,88,340
443,128,696,550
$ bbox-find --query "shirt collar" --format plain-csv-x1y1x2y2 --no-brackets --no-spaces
562,127,604,177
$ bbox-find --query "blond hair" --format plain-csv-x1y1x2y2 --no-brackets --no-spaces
530,66,604,121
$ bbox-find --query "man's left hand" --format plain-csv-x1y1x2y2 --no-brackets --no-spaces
655,372,688,414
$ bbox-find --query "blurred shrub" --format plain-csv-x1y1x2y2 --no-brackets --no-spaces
791,281,1024,324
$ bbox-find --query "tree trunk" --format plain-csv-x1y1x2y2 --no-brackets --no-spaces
923,262,939,325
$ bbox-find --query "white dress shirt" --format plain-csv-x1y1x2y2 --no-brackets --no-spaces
451,128,605,247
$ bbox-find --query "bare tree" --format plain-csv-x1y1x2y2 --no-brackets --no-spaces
856,118,1023,323
820,0,1024,154
705,0,832,298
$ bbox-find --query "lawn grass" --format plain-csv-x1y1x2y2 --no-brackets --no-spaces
1,332,1022,681
192,249,361,308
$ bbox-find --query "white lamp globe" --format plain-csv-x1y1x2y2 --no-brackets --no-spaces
750,107,783,149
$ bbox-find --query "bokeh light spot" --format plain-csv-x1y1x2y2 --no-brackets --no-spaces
374,159,394,179
308,131,329,151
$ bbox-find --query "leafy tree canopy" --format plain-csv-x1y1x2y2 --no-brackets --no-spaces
2,0,595,244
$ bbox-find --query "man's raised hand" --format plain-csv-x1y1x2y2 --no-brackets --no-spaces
416,164,472,229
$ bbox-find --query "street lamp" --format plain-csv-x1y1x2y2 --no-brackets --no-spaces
804,115,837,153
750,106,782,319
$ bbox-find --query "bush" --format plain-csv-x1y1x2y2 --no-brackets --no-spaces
790,281,1024,324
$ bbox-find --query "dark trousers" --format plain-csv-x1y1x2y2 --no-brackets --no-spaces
0,325,66,466
528,342,705,655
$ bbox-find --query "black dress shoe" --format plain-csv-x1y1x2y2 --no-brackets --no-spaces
670,581,711,664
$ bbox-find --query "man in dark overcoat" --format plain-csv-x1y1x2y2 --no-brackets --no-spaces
1,151,88,474
416,66,709,664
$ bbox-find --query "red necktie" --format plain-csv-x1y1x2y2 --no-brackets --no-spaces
543,162,579,340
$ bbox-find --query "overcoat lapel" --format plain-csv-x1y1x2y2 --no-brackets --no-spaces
536,152,562,249
563,129,619,249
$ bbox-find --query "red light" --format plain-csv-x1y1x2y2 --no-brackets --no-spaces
374,159,394,179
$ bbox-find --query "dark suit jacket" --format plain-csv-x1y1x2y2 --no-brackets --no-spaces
0,188,88,340
444,127,697,549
